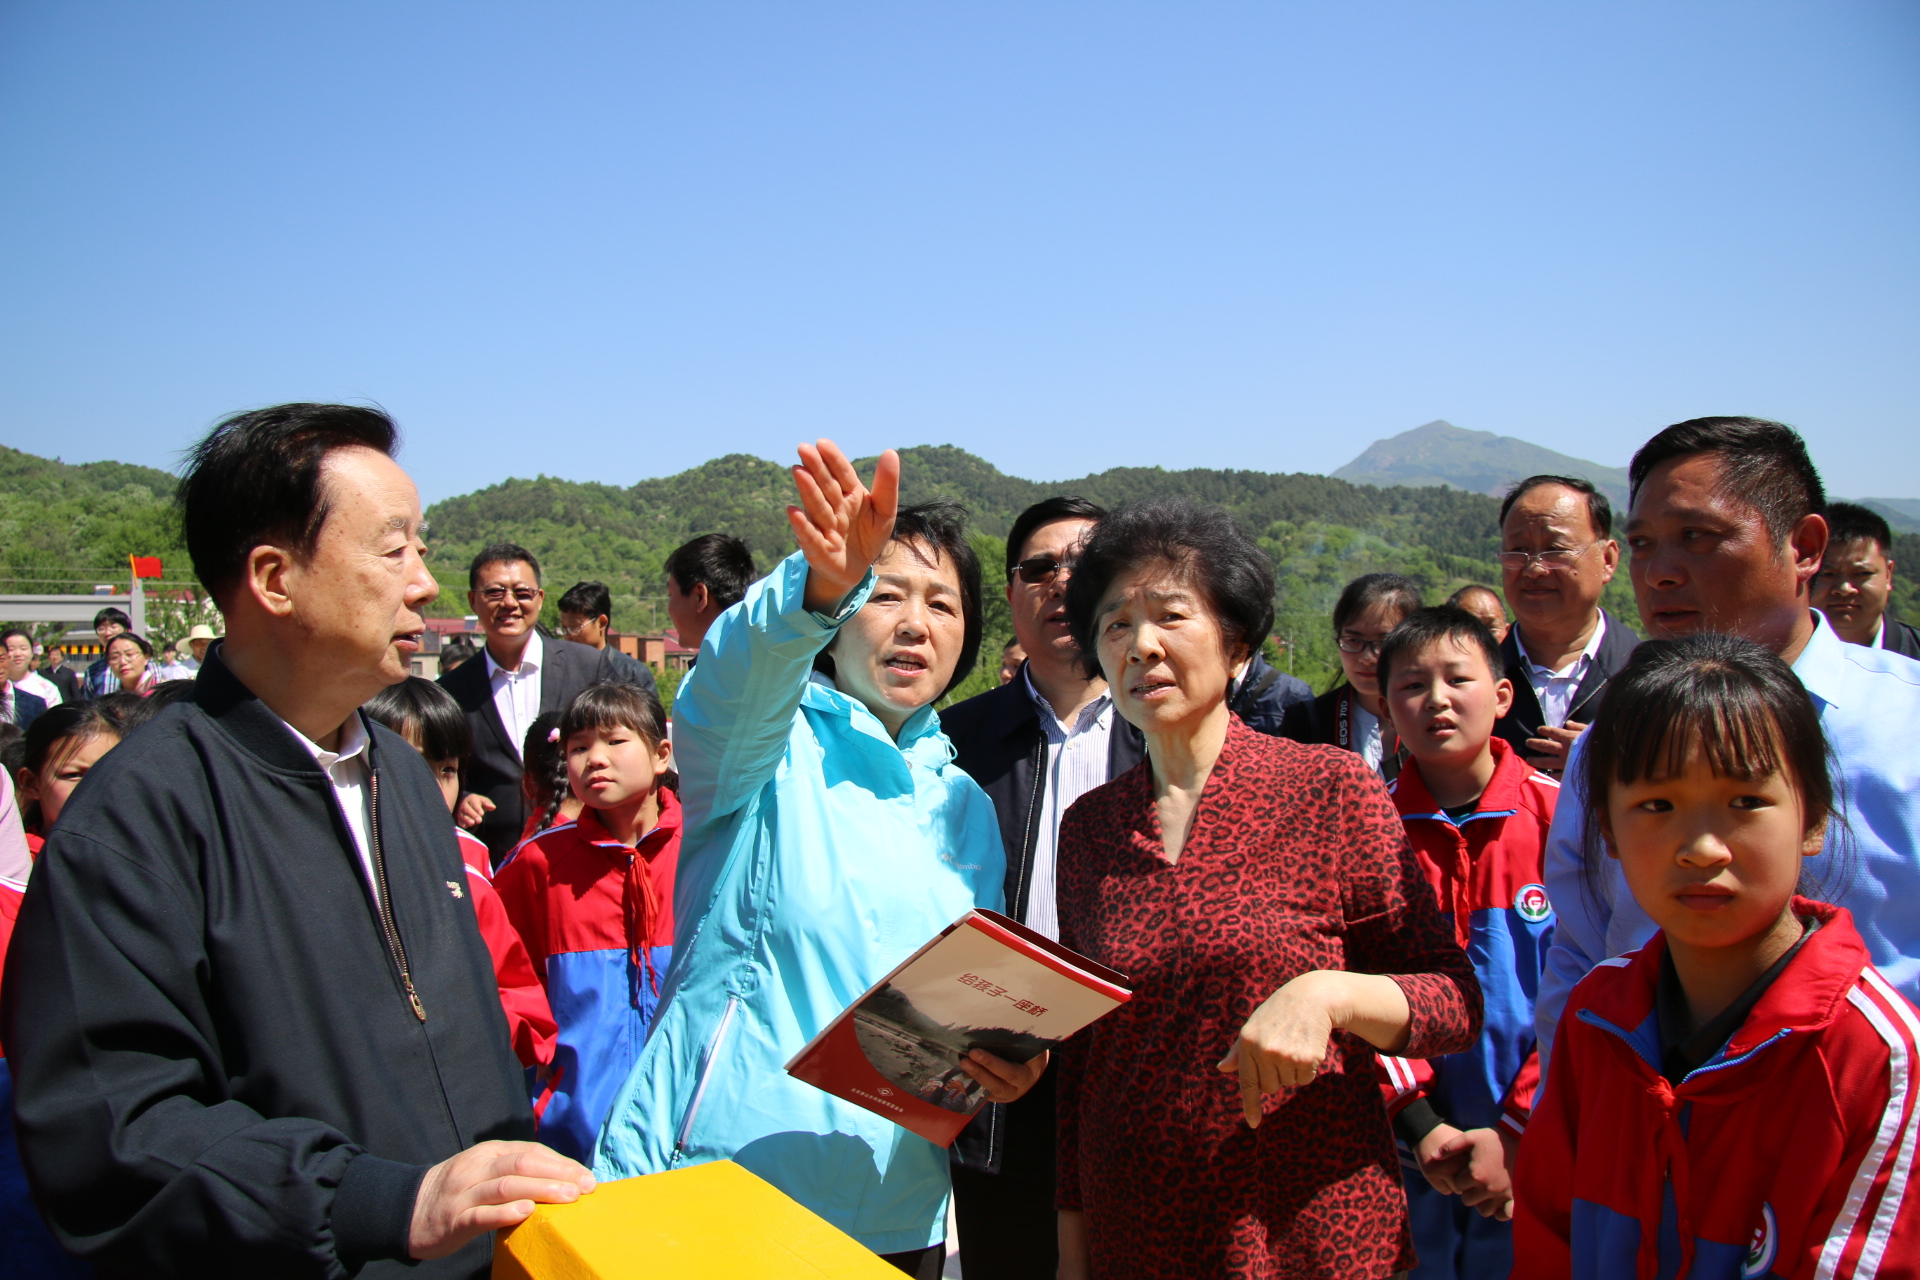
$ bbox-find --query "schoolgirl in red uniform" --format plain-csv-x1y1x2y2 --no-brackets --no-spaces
492,682,680,1166
1514,634,1920,1278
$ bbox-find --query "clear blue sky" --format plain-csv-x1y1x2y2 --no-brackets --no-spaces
2,2,1916,505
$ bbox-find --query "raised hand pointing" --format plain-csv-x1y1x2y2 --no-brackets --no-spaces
788,440,901,613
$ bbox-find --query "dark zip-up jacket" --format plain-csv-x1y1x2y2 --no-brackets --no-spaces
938,667,1145,1174
0,651,535,1279
1492,609,1639,761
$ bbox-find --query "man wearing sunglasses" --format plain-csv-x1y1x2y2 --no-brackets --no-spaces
440,543,654,860
1492,475,1639,775
939,496,1144,1280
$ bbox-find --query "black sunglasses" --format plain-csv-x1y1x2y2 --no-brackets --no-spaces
1014,555,1076,585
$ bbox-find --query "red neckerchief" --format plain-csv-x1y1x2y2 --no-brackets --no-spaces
577,789,681,1006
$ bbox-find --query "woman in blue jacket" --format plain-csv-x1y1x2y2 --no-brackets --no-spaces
595,443,1045,1273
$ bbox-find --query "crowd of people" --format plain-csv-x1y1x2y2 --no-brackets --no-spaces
0,402,1917,1280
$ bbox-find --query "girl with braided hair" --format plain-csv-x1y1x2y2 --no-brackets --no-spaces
516,712,582,846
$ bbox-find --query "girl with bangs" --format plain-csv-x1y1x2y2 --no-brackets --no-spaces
491,682,681,1167
1514,634,1920,1278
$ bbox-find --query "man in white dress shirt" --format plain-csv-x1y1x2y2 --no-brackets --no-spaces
438,543,653,860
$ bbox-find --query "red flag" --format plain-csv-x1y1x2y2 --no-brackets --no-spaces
129,556,163,579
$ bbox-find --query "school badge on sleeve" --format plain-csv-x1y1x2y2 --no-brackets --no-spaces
1742,1202,1777,1278
1514,883,1552,924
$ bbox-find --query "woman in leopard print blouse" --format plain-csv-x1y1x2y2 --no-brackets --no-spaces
1054,500,1482,1279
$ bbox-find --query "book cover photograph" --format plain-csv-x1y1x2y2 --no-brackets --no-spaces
786,909,1132,1145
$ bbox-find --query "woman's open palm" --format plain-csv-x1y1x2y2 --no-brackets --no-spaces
788,440,900,612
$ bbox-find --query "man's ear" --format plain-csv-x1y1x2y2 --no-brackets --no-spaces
1598,538,1621,583
244,545,298,619
1788,513,1829,591
595,614,610,632
692,583,713,615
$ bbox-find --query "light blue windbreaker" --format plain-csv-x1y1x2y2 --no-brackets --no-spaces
593,551,1006,1253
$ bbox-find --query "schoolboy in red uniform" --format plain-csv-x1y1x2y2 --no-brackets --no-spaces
1515,635,1920,1278
493,683,680,1165
1376,605,1559,1277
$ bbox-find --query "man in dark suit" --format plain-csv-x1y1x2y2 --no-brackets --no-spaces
1493,475,1639,775
1814,502,1920,660
440,544,657,861
939,497,1145,1280
42,647,84,704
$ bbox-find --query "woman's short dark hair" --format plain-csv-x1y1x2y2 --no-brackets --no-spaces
1005,496,1108,574
1065,498,1274,678
815,501,984,699
1332,573,1423,635
666,534,756,611
1578,633,1843,903
363,677,473,763
107,632,153,659
1377,606,1504,687
1629,417,1824,548
557,581,614,620
179,403,399,605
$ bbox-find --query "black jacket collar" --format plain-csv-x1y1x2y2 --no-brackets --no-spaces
194,642,380,777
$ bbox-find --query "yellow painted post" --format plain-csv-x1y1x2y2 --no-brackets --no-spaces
493,1160,908,1280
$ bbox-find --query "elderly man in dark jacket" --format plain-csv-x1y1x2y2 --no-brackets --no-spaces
0,404,592,1279
1492,475,1640,774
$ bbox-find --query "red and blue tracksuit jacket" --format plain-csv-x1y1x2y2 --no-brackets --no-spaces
492,790,681,1164
1515,899,1920,1280
1379,737,1558,1137
454,829,557,1071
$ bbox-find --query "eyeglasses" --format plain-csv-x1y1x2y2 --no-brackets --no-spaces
1014,555,1078,585
478,587,541,605
1336,634,1385,656
1498,542,1598,572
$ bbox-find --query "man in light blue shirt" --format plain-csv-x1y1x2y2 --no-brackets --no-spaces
1535,417,1920,1076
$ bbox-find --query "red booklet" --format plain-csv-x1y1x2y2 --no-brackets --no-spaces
785,909,1132,1146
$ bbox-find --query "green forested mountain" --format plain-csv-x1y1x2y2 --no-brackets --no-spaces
423,444,1649,701
1333,420,1632,508
5,440,1915,709
0,445,189,585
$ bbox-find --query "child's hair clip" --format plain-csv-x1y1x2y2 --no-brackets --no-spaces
547,727,561,744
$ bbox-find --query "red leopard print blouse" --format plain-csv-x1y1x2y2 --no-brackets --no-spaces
1055,719,1481,1278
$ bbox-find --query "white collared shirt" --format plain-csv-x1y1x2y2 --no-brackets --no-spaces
1024,670,1115,943
485,630,544,761
280,712,376,891
1351,702,1384,771
1868,616,1887,649
16,671,61,706
1514,613,1609,728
